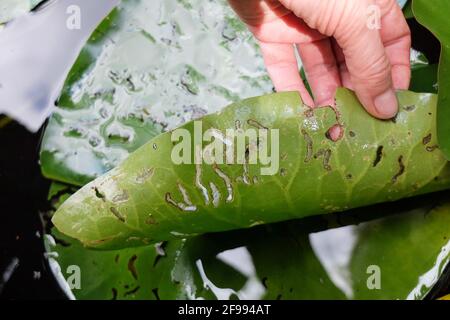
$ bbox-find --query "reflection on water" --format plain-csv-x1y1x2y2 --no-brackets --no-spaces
39,0,274,186
214,247,265,300
310,226,358,299
0,0,118,131
196,247,266,300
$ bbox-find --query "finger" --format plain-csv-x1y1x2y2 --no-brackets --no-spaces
250,13,326,44
259,41,314,106
280,0,398,119
228,0,324,43
296,37,342,106
331,39,353,89
376,0,411,90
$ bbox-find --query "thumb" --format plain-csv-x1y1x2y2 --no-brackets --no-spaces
280,0,398,119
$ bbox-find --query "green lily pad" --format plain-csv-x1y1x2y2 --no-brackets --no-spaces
413,0,450,159
46,187,450,300
0,0,45,25
40,0,272,186
52,89,450,249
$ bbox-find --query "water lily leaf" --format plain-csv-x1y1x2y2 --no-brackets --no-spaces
52,88,450,249
0,0,44,25
47,188,450,300
413,0,450,159
39,0,272,186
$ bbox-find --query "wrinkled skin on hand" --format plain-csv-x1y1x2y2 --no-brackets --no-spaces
228,0,411,119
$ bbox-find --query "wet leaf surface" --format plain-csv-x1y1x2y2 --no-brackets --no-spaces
40,0,272,186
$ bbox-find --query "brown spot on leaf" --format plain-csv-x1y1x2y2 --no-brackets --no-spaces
373,146,384,167
145,215,158,225
136,168,154,184
111,288,118,300
323,149,332,171
301,129,313,163
112,190,129,203
93,187,105,201
110,207,126,223
392,156,406,183
152,288,160,300
124,286,140,296
426,145,439,152
128,255,138,280
304,108,314,118
422,133,432,145
247,119,268,130
391,114,398,123
404,105,416,112
314,149,332,171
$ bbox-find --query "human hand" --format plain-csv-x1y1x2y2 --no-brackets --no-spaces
228,0,411,119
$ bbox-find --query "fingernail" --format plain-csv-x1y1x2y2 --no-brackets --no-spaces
374,89,398,119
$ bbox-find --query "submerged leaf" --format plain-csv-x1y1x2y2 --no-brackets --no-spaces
52,89,450,249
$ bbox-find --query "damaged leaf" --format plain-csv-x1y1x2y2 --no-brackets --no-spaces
39,0,272,186
52,89,450,249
